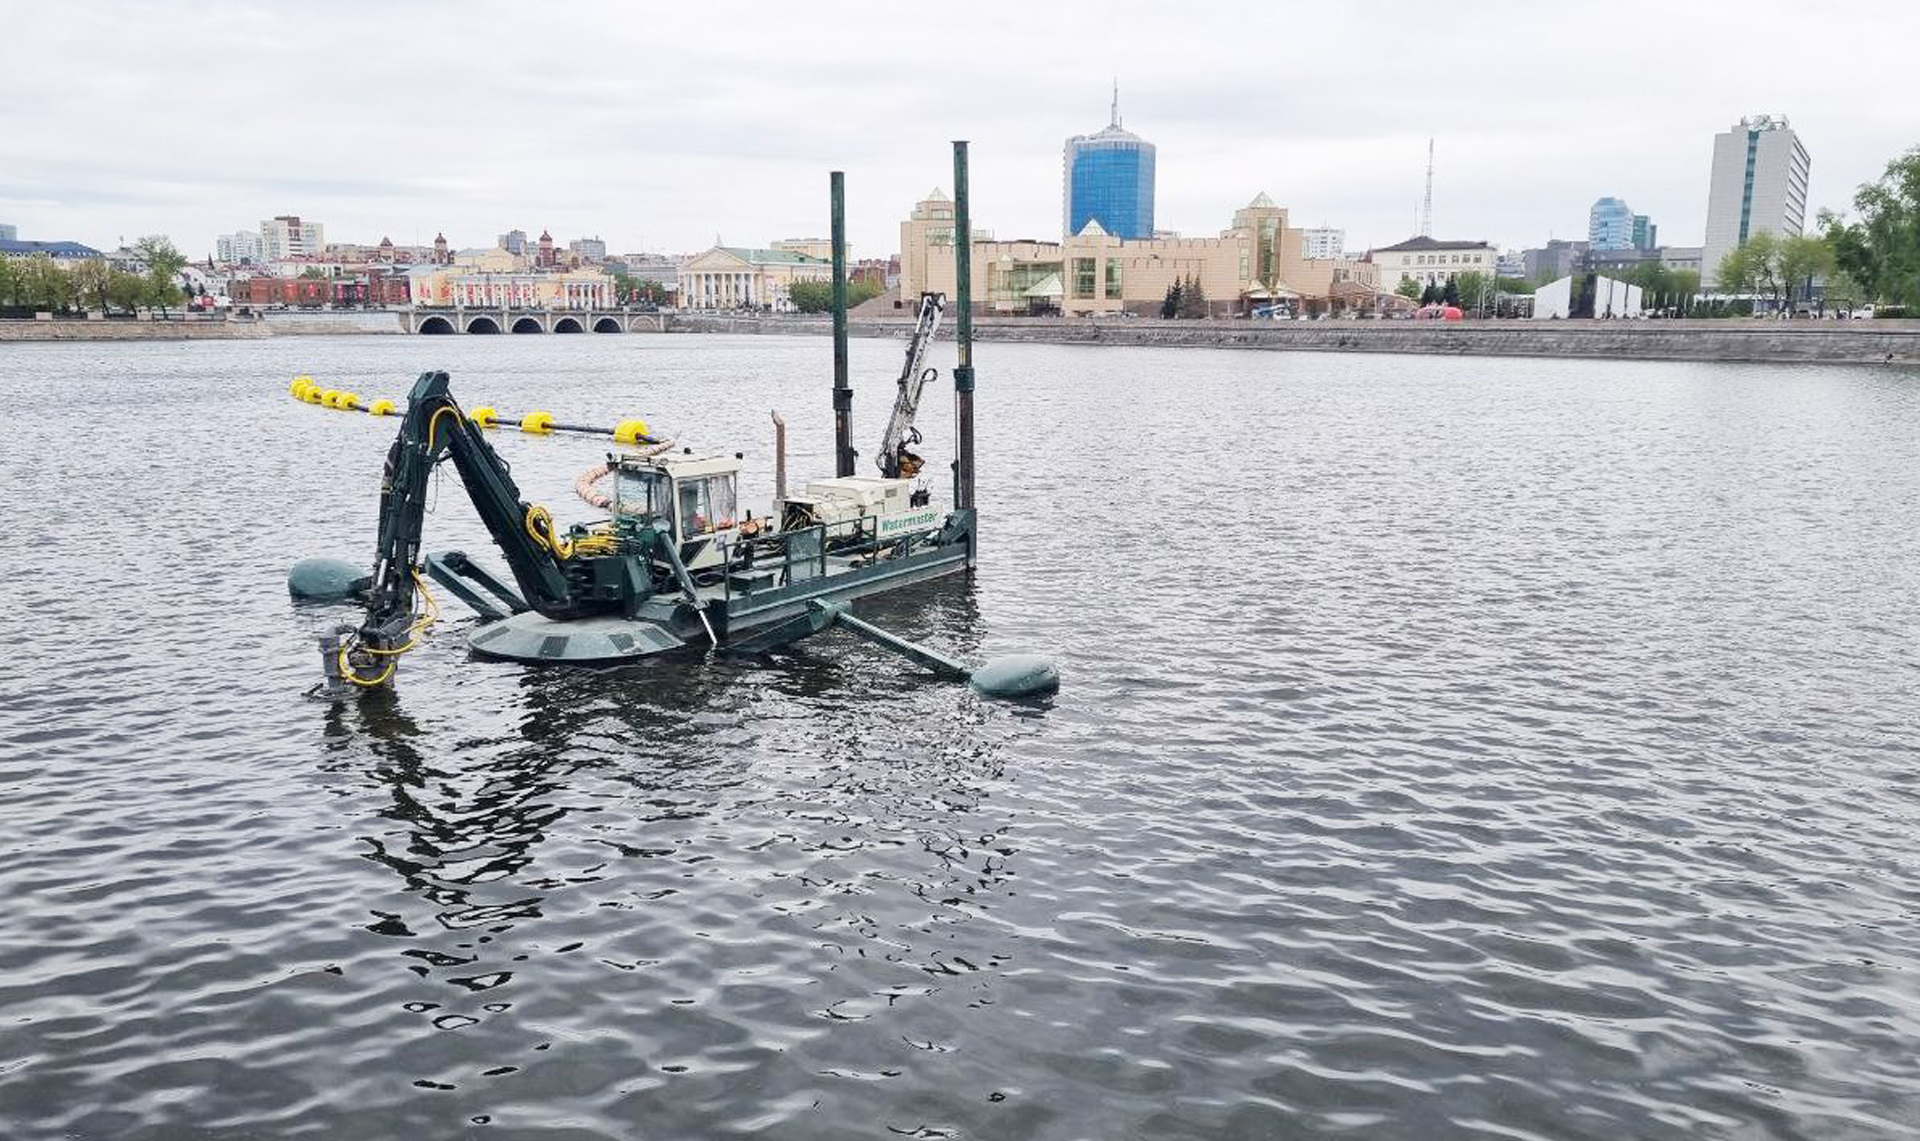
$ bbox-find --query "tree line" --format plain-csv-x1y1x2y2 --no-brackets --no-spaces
1161,275,1209,318
787,278,884,313
610,274,670,306
1815,144,1920,313
0,236,192,315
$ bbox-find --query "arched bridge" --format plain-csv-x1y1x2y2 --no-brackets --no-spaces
402,308,666,335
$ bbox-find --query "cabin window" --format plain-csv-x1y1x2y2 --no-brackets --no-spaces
613,468,674,531
675,474,738,536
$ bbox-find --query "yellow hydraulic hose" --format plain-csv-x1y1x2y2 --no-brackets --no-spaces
338,570,440,688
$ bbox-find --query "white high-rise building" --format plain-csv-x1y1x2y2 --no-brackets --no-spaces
259,215,325,261
216,230,262,265
1702,115,1809,289
1301,227,1345,260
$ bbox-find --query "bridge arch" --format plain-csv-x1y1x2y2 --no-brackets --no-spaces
418,315,455,334
511,316,545,334
592,317,623,333
553,316,584,333
466,316,502,334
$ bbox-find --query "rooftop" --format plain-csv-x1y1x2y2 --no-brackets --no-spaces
714,246,830,266
0,239,102,257
1373,236,1493,253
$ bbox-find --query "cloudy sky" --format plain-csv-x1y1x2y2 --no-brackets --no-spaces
4,1,1916,261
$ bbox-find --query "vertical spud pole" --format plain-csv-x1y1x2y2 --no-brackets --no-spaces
831,171,853,478
952,141,975,513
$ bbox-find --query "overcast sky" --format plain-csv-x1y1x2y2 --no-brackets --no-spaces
4,1,1917,261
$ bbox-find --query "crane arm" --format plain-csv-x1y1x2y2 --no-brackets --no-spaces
876,291,945,478
355,371,582,662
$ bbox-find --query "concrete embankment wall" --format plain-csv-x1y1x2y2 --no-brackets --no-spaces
261,310,403,335
0,318,272,342
0,309,401,341
666,313,1920,365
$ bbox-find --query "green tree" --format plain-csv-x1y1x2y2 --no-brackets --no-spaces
1161,278,1182,318
1624,260,1672,296
69,259,112,312
1840,146,1920,310
0,256,23,307
1666,268,1701,314
1818,207,1876,301
615,276,667,305
784,278,881,314
20,255,76,311
1821,268,1870,314
1394,276,1422,300
1776,233,1834,309
133,235,187,280
1418,281,1438,305
1454,270,1490,311
1494,276,1534,295
786,280,832,312
1178,273,1207,318
298,266,327,280
1742,231,1786,310
106,269,146,314
143,268,185,315
1715,241,1758,300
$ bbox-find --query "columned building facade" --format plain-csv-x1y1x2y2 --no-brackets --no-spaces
678,246,832,311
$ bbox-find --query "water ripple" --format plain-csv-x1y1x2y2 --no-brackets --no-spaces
0,338,1916,1139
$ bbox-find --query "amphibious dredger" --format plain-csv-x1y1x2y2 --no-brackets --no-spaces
291,145,1056,700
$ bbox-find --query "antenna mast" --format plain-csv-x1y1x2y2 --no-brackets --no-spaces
1420,138,1434,237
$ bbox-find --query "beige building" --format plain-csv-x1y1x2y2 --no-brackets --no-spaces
260,215,324,261
405,266,614,309
679,246,832,311
771,238,836,262
898,189,1377,317
452,246,528,273
1369,236,1497,291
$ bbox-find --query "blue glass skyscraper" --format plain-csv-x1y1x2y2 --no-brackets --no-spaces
1588,196,1635,251
1063,88,1155,239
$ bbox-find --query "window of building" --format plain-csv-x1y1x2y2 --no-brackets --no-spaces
1073,258,1096,299
1104,259,1121,298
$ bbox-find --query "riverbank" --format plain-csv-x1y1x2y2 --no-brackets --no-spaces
667,313,1920,364
0,317,272,341
8,312,1917,363
0,310,404,340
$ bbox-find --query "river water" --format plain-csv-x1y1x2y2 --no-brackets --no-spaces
1,334,1916,1140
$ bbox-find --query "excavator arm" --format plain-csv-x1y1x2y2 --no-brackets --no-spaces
354,371,582,667
876,291,945,479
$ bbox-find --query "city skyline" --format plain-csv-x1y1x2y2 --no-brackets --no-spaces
3,2,1917,263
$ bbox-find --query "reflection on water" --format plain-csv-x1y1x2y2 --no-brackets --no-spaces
2,335,1917,1140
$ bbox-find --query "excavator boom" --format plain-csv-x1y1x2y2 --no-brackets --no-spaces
357,371,580,659
876,292,945,479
